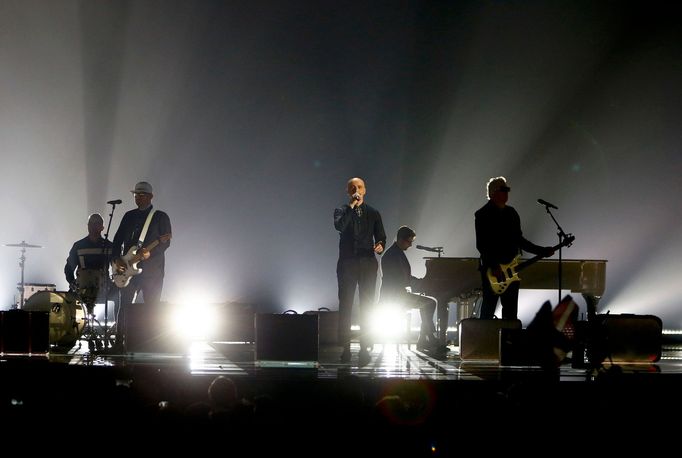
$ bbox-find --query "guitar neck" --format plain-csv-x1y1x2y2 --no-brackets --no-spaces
516,237,574,272
130,239,160,263
516,254,543,272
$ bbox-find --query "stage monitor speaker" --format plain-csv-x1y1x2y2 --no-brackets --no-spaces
255,313,318,362
124,302,183,353
459,318,522,361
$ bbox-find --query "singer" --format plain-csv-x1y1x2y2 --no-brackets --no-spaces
474,176,555,320
333,177,386,365
64,213,114,316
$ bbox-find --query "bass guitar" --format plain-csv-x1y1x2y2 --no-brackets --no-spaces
486,235,575,295
112,234,172,288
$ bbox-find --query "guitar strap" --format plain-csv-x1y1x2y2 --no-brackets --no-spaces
137,209,157,248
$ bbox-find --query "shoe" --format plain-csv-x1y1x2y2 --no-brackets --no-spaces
416,336,429,351
340,348,351,363
430,345,450,358
358,349,371,366
417,332,437,351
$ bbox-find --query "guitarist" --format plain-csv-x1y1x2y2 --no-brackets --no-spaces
112,181,172,347
475,177,554,320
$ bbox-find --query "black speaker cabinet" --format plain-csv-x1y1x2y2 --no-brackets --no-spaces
499,328,531,366
0,309,49,354
217,302,255,343
255,313,318,362
303,308,338,345
124,302,183,353
459,318,522,361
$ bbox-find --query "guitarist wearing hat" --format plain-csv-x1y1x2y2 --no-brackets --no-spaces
475,177,555,320
112,181,172,347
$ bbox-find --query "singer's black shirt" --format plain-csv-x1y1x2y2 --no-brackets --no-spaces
334,202,386,259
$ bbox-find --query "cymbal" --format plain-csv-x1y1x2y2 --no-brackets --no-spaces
3,240,42,248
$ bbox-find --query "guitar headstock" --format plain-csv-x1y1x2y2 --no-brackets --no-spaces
160,233,172,243
564,234,575,247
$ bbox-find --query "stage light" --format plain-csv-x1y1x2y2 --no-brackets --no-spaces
169,301,220,342
369,304,408,342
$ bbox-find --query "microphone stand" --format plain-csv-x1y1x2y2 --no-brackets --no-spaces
102,202,119,350
541,204,570,305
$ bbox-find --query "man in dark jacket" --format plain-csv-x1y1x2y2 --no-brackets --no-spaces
380,226,439,352
334,177,386,364
475,176,554,320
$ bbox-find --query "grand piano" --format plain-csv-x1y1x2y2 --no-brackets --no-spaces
422,257,607,342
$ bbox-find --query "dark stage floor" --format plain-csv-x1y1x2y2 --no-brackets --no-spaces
2,336,682,454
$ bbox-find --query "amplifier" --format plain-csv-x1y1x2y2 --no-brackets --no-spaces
0,309,50,354
303,308,338,345
459,318,522,361
255,313,318,363
16,283,56,307
124,302,184,354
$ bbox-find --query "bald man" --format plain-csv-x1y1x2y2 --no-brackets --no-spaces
64,213,114,314
334,177,386,364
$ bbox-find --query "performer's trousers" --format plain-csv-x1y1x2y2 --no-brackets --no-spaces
337,256,378,350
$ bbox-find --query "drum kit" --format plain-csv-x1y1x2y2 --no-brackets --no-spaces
22,291,86,347
3,240,114,352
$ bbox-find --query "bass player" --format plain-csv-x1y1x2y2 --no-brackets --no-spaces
474,177,554,320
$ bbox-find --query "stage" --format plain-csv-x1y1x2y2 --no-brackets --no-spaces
2,337,681,454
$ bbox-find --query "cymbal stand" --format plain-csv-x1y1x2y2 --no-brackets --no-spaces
18,246,26,309
4,241,42,309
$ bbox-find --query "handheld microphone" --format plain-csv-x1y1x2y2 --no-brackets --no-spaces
107,199,122,205
352,193,361,201
537,199,558,210
416,245,443,253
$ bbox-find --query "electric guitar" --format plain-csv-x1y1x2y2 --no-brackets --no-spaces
486,235,575,295
112,234,172,288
